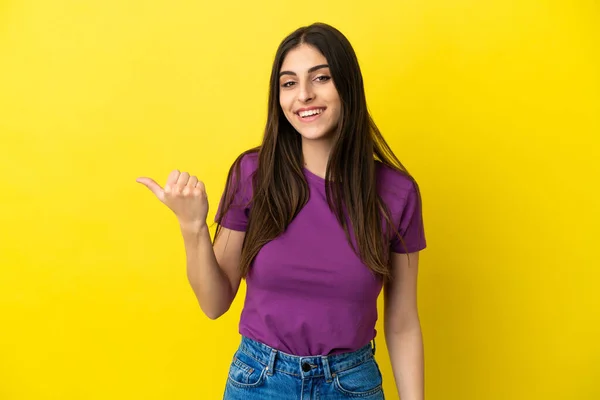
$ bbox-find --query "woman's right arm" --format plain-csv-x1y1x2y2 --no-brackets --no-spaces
136,169,244,320
181,223,245,319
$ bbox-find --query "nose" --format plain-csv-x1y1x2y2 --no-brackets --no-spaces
298,81,314,103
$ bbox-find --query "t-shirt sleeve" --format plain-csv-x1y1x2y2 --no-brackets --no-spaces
214,154,254,232
390,182,427,254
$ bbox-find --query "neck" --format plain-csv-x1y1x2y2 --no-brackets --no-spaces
301,137,334,179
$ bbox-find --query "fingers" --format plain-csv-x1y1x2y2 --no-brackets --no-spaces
193,179,205,197
186,176,206,197
188,175,198,187
175,172,190,193
164,170,180,193
136,177,164,199
138,170,205,200
184,175,198,195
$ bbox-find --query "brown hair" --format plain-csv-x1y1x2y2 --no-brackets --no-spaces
215,22,420,282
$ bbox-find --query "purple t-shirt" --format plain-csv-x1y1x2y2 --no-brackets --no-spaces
216,152,426,356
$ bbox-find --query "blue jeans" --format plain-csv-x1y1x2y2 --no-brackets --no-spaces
223,336,385,399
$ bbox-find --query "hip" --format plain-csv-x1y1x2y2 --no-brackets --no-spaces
223,335,385,399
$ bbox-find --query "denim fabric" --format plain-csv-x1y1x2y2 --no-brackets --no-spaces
223,336,385,399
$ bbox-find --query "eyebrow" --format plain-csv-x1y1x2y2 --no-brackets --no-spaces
279,64,330,77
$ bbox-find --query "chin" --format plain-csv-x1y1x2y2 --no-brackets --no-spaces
298,131,325,140
294,126,336,141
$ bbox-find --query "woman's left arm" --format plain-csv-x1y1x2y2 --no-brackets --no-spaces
384,251,424,400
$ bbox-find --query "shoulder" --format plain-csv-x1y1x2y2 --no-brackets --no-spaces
229,148,259,182
218,149,259,207
375,161,419,202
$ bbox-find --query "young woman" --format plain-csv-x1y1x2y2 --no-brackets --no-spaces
138,22,426,400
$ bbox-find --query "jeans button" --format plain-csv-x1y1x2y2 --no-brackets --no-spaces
302,362,311,372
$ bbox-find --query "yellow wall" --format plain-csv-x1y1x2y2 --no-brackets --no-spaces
1,1,598,399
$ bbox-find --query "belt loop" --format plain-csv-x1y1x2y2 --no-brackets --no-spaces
267,348,277,376
321,356,333,383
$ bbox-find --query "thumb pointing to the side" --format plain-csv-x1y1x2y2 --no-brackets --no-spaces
136,177,165,201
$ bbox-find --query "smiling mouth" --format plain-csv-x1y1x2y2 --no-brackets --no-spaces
297,108,326,118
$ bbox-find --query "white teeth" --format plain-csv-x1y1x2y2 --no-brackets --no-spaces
298,108,324,117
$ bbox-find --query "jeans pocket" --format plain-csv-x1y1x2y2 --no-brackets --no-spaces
333,359,383,398
227,350,267,389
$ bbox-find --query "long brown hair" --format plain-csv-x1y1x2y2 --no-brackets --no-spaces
215,22,420,282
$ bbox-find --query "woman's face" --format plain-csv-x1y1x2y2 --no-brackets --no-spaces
278,44,342,142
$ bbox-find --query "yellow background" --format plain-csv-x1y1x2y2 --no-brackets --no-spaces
1,0,598,399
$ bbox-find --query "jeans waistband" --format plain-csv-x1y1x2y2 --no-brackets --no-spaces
237,336,376,382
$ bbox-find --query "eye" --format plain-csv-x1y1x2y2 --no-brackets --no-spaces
281,81,296,88
315,75,331,82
